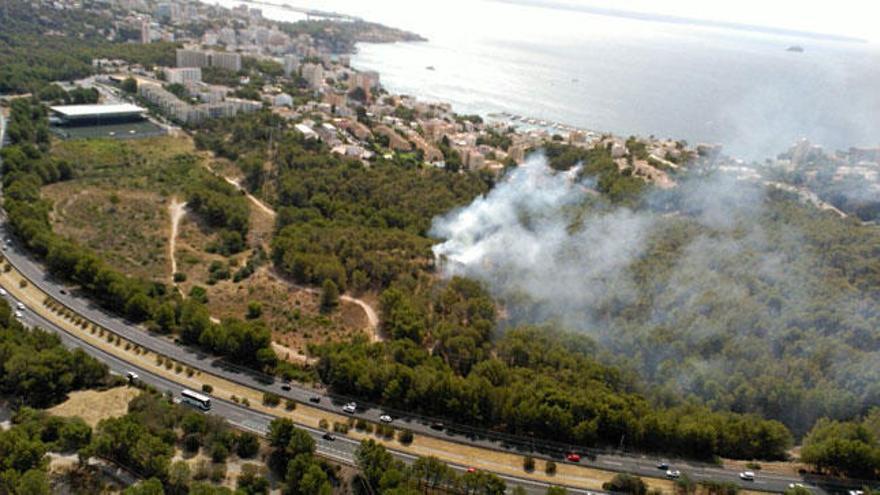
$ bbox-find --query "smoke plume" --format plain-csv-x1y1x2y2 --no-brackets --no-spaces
429,151,880,432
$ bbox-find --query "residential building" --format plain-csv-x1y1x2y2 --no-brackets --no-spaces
176,49,209,68
210,51,241,72
301,63,324,89
165,67,202,84
140,20,150,44
283,54,300,76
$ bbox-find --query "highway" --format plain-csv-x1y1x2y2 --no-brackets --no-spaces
0,105,828,495
2,282,606,495
0,220,817,494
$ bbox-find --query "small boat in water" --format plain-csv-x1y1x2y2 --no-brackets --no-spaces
425,65,436,70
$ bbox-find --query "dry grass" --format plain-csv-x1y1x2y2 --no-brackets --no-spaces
47,387,140,427
43,184,170,280
0,262,679,494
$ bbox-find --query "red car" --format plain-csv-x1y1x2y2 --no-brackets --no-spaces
566,453,581,462
466,467,477,473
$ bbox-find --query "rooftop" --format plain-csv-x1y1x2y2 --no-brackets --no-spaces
50,103,146,117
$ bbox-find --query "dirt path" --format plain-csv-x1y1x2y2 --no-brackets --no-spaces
168,198,187,280
222,176,276,218
194,145,382,339
340,295,380,340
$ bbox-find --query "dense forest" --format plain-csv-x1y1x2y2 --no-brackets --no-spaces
192,114,804,462
0,99,277,371
0,299,111,408
0,0,176,94
194,111,491,292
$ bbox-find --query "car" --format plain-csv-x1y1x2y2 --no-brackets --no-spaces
657,460,669,470
666,470,681,479
309,396,321,403
322,432,335,441
430,422,444,430
848,491,864,495
59,289,67,295
789,483,806,489
566,453,581,462
0,288,7,296
739,471,755,481
14,310,22,319
16,302,24,310
126,371,139,382
379,414,393,423
466,467,476,474
342,402,357,413
281,383,291,391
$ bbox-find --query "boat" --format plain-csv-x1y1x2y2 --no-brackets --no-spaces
425,65,436,70
786,45,804,53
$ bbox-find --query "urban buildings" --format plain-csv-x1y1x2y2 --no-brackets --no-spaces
164,67,202,84
176,49,242,72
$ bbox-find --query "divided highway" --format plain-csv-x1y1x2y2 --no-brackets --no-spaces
0,120,817,493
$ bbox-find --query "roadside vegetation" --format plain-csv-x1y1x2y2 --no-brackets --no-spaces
1,98,277,371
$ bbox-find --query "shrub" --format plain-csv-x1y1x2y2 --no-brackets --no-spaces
262,392,281,407
202,384,213,393
193,460,211,480
398,430,414,445
236,432,260,459
246,301,262,319
545,461,557,475
210,442,229,463
524,456,535,472
602,474,647,495
183,433,201,453
285,399,296,411
173,272,187,282
318,418,329,430
210,462,227,483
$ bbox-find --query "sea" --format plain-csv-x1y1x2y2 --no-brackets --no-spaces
204,0,880,160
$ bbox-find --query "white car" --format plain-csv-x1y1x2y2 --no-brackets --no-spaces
666,469,681,479
0,288,6,296
126,371,139,382
379,414,393,423
847,491,863,495
739,471,755,481
342,402,357,413
14,310,23,319
16,302,24,310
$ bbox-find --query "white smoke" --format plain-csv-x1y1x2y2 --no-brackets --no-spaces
431,153,654,331
428,149,879,431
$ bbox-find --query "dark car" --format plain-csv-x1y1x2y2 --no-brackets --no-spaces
430,422,444,430
281,383,291,391
657,460,669,470
309,396,321,403
322,432,335,441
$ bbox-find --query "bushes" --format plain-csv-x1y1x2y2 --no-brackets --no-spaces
2,98,278,376
262,392,281,407
602,474,647,495
398,429,414,445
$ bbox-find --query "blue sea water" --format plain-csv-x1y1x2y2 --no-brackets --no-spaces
211,0,880,160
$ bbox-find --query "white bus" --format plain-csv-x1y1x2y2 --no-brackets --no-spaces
181,389,211,411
